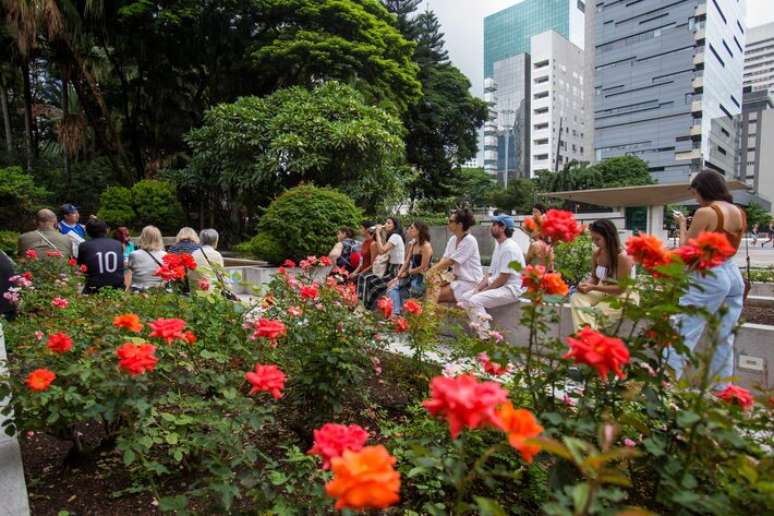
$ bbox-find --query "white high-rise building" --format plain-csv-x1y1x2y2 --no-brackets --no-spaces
744,22,774,95
530,30,591,174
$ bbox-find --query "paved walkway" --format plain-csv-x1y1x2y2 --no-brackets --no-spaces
0,323,30,516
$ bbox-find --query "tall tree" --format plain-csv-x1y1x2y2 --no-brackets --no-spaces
382,1,488,203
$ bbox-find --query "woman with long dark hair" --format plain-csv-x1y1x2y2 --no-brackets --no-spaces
358,217,405,309
667,170,746,387
569,219,636,331
386,220,433,315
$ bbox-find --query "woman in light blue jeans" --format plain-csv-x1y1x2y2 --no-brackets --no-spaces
667,170,746,388
387,221,433,315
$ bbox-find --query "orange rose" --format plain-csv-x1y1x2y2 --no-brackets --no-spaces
496,403,543,463
113,313,143,333
325,445,400,510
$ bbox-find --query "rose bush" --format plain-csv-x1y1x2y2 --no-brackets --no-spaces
0,226,772,514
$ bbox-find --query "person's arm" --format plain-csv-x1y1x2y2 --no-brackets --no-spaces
675,207,714,244
577,251,599,293
427,256,453,276
588,254,632,295
328,242,343,261
375,233,395,255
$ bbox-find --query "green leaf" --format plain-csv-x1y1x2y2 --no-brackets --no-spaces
158,495,188,512
165,433,179,445
473,496,507,516
572,483,590,513
676,410,701,428
123,448,136,466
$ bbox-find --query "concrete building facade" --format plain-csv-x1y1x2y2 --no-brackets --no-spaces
744,21,774,95
593,0,745,183
483,0,587,183
530,30,591,174
738,88,774,207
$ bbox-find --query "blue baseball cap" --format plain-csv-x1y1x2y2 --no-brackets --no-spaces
61,203,79,214
492,215,514,231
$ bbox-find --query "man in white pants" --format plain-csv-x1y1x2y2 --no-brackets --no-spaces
459,215,525,338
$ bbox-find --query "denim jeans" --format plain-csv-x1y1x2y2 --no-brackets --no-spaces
387,275,425,315
666,259,744,387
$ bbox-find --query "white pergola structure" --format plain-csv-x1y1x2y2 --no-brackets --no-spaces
540,180,751,241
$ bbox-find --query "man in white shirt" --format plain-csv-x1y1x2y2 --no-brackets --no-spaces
459,215,525,338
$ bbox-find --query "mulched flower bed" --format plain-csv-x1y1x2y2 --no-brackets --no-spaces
742,305,774,326
19,350,429,515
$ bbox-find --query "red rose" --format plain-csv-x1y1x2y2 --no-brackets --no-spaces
198,278,210,291
26,368,55,391
47,250,62,258
376,296,393,318
478,352,511,376
148,318,187,344
625,234,670,270
47,332,73,353
393,317,409,333
563,326,630,381
68,258,77,266
183,331,197,345
309,423,370,469
403,299,423,315
116,342,158,376
252,318,287,341
713,384,754,410
675,231,735,271
79,264,88,273
245,363,286,399
540,209,583,243
300,284,319,300
25,249,38,260
423,374,509,439
319,256,333,267
281,259,296,268
154,264,185,281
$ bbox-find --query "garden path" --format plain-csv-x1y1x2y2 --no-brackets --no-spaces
0,323,31,516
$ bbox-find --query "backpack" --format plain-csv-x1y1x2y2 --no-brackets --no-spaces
337,239,361,272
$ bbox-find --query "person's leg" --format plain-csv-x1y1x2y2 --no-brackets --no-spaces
707,263,744,387
666,270,728,380
462,287,518,337
387,285,402,315
569,290,605,331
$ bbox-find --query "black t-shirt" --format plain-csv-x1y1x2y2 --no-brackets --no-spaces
77,238,125,291
0,250,16,318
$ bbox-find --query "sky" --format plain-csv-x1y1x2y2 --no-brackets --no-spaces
428,0,774,98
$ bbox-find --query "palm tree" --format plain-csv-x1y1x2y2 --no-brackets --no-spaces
3,0,128,179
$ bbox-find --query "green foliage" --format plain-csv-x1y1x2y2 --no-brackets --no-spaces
256,185,361,261
0,230,18,255
454,167,497,208
489,178,536,214
234,232,285,265
183,82,407,213
130,180,184,233
746,203,772,228
97,186,135,227
382,2,489,201
0,166,48,230
554,234,593,286
535,157,653,196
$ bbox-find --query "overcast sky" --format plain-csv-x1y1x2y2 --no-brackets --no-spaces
428,0,774,97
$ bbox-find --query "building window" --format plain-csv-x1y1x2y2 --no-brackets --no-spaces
711,0,727,24
718,146,727,155
709,44,725,67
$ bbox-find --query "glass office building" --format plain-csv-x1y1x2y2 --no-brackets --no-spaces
483,0,585,182
593,0,745,183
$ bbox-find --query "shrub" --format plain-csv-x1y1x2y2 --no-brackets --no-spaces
96,186,135,227
0,166,48,230
234,232,285,264
257,185,361,260
0,230,18,255
131,180,184,233
554,233,592,286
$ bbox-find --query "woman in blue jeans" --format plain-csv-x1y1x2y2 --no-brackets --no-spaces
668,170,746,388
387,220,433,315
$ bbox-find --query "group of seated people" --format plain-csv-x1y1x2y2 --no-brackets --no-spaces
14,206,226,295
328,206,641,338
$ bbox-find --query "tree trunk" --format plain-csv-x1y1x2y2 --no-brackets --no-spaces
62,74,70,195
20,60,33,171
0,72,12,155
49,38,130,183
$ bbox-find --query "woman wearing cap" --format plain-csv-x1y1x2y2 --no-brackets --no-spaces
426,208,483,304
